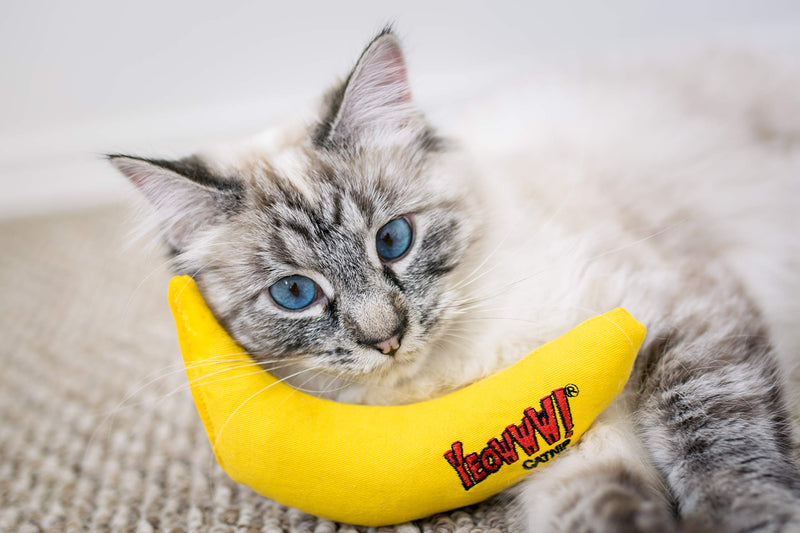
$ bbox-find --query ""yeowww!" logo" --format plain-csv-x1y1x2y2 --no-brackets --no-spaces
443,385,579,490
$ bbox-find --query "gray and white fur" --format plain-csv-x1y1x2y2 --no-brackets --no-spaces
112,30,800,532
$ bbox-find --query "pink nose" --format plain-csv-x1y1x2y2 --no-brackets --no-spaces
372,333,401,356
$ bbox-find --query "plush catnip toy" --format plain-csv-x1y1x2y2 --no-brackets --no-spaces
169,276,645,527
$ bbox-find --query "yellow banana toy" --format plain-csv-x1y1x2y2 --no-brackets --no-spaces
169,276,646,526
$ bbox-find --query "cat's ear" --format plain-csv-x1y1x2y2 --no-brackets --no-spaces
109,155,242,251
315,29,422,148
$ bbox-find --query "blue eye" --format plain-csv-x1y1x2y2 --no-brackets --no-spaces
269,275,319,310
376,217,413,261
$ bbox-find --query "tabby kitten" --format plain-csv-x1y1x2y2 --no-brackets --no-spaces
112,29,800,532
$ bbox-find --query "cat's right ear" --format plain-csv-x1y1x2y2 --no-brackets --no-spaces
314,29,424,149
109,155,242,252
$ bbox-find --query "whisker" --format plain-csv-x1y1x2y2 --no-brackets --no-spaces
274,368,328,408
439,331,479,343
582,219,689,265
96,355,297,423
212,367,318,448
184,361,300,390
435,336,462,350
446,221,686,315
121,255,180,323
288,367,358,395
449,233,510,292
315,373,357,396
184,353,292,369
537,173,580,236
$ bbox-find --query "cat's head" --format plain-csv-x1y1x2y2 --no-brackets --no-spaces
112,30,485,385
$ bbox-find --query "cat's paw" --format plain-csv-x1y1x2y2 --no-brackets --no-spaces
556,489,676,533
680,506,800,533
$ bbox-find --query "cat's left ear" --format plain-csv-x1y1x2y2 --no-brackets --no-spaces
109,154,243,252
315,29,424,148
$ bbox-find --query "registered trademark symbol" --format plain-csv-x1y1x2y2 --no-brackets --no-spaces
564,384,579,397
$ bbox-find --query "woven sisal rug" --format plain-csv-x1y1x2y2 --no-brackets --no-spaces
0,205,514,532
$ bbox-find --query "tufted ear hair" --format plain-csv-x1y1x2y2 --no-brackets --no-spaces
109,155,243,252
314,29,424,149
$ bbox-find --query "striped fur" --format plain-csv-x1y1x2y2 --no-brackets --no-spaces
113,30,800,531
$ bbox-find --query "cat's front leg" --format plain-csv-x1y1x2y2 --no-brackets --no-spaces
637,320,800,533
516,402,676,533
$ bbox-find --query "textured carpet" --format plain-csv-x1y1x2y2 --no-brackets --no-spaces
0,205,513,533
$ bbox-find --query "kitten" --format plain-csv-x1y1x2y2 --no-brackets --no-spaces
112,29,800,532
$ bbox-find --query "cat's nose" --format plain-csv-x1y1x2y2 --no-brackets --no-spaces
344,291,407,356
371,331,402,357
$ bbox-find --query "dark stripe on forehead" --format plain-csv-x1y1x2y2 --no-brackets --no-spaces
310,180,345,229
331,193,343,227
264,180,328,242
267,232,301,269
285,219,318,243
274,203,360,266
350,189,376,226
272,180,313,211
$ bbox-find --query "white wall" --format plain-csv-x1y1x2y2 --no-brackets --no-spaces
2,0,799,219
